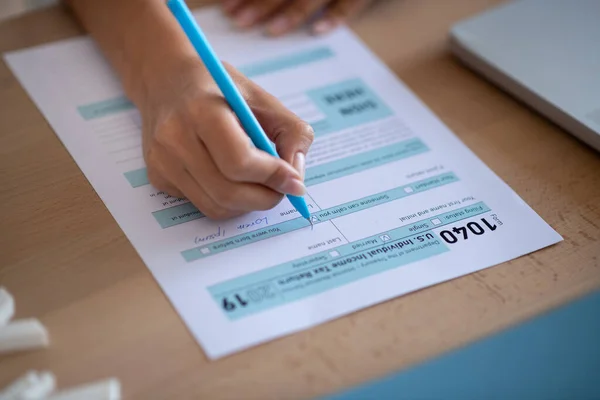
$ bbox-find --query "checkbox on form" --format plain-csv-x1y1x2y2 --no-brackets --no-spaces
329,250,340,257
404,187,414,193
200,248,210,254
431,218,442,225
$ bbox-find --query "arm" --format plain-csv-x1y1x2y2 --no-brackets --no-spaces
64,0,201,108
64,0,314,219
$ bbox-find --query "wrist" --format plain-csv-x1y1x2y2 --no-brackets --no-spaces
113,2,211,110
129,51,211,111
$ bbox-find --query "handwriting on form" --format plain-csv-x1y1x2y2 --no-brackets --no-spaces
195,227,225,244
237,217,268,230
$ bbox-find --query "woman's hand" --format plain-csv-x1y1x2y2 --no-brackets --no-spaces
65,0,315,220
222,0,374,36
139,59,314,219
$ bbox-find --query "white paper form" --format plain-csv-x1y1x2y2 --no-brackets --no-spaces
4,7,562,359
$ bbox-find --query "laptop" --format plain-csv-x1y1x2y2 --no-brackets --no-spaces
450,0,600,152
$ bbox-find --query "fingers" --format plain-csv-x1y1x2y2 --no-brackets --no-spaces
141,54,318,220
312,0,373,34
254,105,314,179
229,0,288,28
146,140,237,219
221,0,245,15
146,90,307,218
147,123,283,219
171,127,285,213
167,167,244,220
266,0,330,36
223,0,372,36
186,92,306,196
227,66,314,177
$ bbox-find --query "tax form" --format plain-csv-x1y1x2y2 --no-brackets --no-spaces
4,7,562,359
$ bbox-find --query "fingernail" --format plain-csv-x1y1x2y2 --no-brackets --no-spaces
293,152,306,180
235,8,259,27
279,178,306,196
223,0,242,13
312,19,335,35
267,16,291,35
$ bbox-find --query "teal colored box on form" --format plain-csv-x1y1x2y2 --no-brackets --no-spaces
238,46,334,78
207,201,491,320
145,138,430,230
152,202,205,229
77,96,135,121
77,46,335,121
180,172,459,261
308,78,394,137
304,138,428,186
124,168,150,188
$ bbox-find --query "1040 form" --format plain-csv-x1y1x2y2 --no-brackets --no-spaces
4,7,562,359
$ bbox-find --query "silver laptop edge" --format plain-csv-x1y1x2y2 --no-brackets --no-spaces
449,0,600,153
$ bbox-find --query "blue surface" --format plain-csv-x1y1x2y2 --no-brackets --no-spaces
324,290,600,400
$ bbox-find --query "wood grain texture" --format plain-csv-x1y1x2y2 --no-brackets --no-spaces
1,1,599,399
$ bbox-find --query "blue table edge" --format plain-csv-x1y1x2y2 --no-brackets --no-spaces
321,288,600,399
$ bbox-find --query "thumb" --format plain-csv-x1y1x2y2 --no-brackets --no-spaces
225,64,315,179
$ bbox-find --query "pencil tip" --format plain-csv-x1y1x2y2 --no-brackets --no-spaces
307,217,313,230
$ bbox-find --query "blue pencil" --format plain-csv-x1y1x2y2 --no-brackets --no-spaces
167,0,312,225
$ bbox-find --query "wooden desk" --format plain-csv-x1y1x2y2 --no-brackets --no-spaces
1,1,599,398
